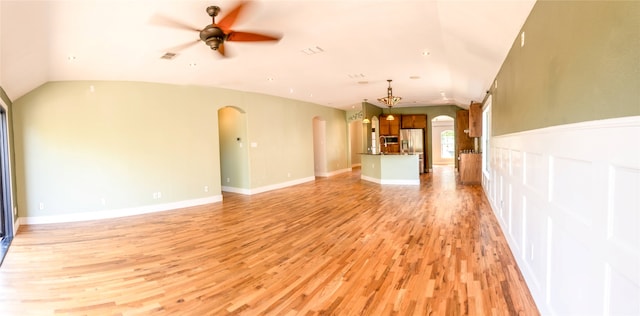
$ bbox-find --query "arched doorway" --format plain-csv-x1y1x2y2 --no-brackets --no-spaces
218,106,250,192
431,115,455,165
348,120,363,168
312,117,327,177
370,116,380,154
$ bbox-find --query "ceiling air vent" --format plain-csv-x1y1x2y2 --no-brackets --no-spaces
160,52,177,60
301,46,324,55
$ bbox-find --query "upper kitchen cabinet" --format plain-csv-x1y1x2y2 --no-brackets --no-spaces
469,102,482,137
379,115,400,136
401,115,427,129
456,110,474,151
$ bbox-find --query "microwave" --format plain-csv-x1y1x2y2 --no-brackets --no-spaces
381,135,399,144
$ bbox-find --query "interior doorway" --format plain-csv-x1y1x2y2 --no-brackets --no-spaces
348,120,363,168
312,117,327,177
218,106,250,192
431,115,455,166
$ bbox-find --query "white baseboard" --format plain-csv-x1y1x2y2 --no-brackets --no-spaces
315,168,351,178
221,186,252,195
13,218,20,235
18,195,222,225
223,176,316,195
360,175,419,185
329,168,352,176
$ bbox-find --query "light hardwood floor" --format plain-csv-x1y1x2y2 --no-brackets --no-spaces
0,166,539,315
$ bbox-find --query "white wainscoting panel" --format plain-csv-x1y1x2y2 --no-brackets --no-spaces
483,116,640,316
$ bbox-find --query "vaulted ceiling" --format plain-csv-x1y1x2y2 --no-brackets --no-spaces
0,0,535,110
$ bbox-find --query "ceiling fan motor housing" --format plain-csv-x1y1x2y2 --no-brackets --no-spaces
200,25,225,50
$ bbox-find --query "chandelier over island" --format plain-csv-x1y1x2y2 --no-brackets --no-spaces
378,79,401,120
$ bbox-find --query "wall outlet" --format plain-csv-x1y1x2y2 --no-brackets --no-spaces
226,178,230,183
204,185,209,192
39,202,44,210
287,172,291,178
101,198,106,206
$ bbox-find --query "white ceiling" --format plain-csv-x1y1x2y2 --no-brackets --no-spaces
0,0,535,110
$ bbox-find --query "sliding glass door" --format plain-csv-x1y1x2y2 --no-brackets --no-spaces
0,106,13,265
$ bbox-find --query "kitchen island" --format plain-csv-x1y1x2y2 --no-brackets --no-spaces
360,153,420,185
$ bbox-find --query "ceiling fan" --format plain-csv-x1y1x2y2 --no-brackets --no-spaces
152,1,282,57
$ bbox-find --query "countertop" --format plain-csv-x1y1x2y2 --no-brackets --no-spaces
360,152,419,155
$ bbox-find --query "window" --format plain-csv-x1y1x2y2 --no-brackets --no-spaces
482,97,492,175
440,130,454,159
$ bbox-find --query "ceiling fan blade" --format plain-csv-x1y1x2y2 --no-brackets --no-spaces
217,1,249,32
226,31,281,42
149,13,200,32
217,43,226,57
165,40,201,53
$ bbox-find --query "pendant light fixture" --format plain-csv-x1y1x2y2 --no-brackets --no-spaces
377,79,401,121
362,99,370,124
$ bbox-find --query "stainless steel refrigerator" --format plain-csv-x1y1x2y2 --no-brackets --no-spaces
400,128,425,173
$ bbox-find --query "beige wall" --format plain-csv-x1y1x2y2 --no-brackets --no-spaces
12,81,347,218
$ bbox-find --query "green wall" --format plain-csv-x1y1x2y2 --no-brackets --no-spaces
12,81,347,218
491,0,640,136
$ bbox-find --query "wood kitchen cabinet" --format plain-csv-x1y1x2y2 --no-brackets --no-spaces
379,115,400,153
460,153,481,184
379,116,390,135
469,102,482,137
390,117,400,135
379,115,400,136
381,143,399,154
455,110,474,152
401,115,427,129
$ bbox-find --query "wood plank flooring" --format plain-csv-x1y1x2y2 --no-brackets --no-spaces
0,166,539,315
